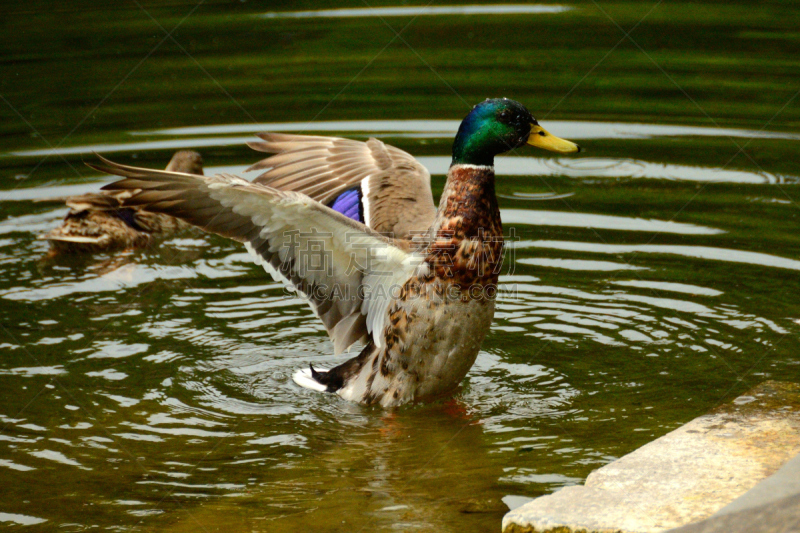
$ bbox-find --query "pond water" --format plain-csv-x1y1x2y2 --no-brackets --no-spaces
1,1,800,531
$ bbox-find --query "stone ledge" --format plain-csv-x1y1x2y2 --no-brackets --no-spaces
665,492,800,533
502,381,800,533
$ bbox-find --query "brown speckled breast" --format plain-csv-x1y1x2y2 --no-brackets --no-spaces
423,164,503,296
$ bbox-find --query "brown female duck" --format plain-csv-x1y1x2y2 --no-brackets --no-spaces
41,150,203,253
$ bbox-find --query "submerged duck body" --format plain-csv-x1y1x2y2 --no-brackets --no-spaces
92,99,579,407
41,151,203,253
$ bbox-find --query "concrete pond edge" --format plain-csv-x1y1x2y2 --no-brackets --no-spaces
502,380,800,533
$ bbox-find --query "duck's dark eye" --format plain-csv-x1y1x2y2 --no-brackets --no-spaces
498,110,511,121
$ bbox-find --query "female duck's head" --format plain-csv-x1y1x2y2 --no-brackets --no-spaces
451,98,580,167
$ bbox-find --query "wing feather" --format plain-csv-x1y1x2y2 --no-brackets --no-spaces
90,155,424,355
246,133,436,238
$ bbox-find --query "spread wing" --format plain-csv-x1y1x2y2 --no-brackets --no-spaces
90,155,426,354
246,133,437,239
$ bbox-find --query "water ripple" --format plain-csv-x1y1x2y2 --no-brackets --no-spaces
261,5,571,19
504,209,722,235
128,120,800,142
516,240,800,271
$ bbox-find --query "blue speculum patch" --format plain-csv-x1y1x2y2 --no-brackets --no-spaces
329,187,362,223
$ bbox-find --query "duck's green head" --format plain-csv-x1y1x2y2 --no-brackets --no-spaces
451,98,580,167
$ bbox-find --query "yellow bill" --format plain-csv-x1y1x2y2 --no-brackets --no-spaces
526,124,581,153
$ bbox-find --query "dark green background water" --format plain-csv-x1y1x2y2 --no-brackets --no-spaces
1,1,800,531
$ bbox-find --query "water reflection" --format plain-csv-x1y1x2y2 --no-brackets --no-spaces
261,5,571,19
610,280,723,297
498,192,576,201
1,245,253,302
5,136,257,158
496,274,783,353
503,209,722,235
517,240,800,272
7,119,800,164
544,157,789,184
131,120,800,142
0,512,48,526
519,258,649,271
153,404,513,532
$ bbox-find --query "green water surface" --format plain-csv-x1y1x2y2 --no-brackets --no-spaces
1,1,800,531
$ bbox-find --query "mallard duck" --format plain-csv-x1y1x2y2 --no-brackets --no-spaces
40,150,203,253
90,98,580,407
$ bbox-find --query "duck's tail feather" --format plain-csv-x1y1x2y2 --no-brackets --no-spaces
292,365,329,393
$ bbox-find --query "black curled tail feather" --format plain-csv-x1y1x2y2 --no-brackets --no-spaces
309,364,342,393
310,342,375,394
